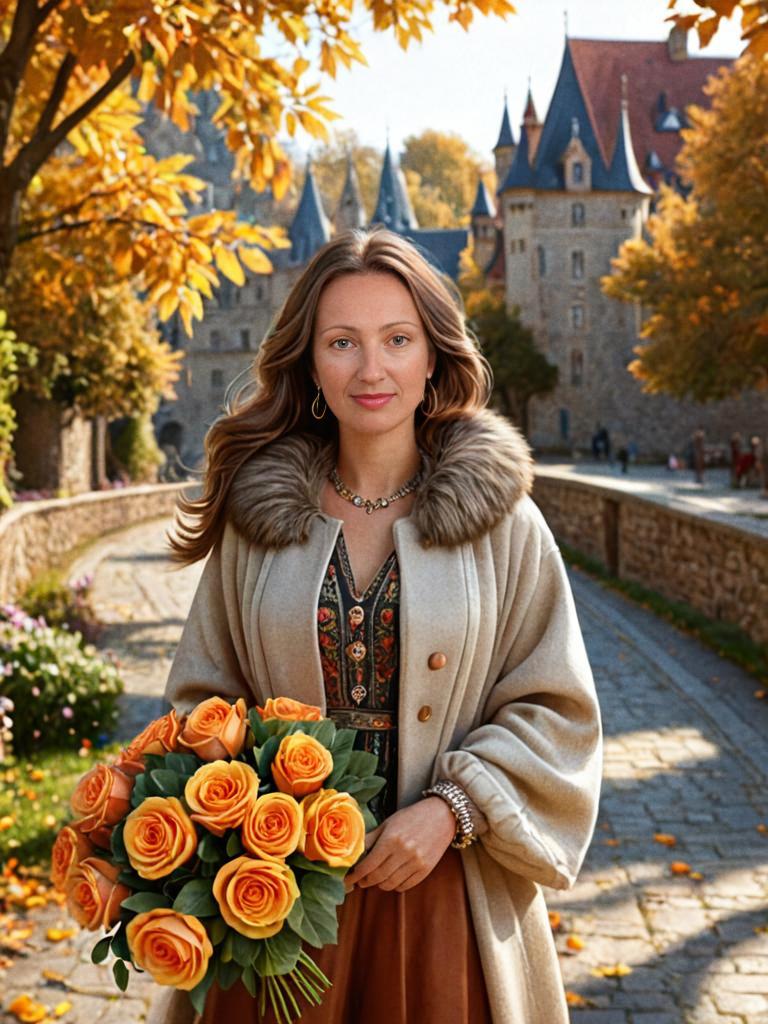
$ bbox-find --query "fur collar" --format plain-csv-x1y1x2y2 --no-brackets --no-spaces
227,408,533,549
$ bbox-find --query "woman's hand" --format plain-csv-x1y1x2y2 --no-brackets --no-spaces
345,796,456,894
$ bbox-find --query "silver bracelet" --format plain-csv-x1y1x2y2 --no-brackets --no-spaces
422,779,478,849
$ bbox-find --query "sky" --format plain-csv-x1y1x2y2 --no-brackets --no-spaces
286,0,744,162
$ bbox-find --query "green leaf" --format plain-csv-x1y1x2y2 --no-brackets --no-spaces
225,831,244,858
298,719,335,748
173,878,218,917
130,773,148,807
248,709,269,746
232,930,260,968
287,852,347,879
207,916,229,946
165,752,200,775
118,869,156,892
113,958,130,992
258,735,280,778
110,822,129,865
91,935,112,965
261,928,302,976
335,776,385,803
111,925,131,961
188,962,216,1015
241,963,257,998
301,871,345,914
149,768,183,796
216,956,242,991
361,804,379,832
327,730,355,786
220,931,234,963
121,892,172,913
346,750,379,778
197,832,225,864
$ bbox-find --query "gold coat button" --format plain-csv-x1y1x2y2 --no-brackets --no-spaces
428,651,447,670
417,705,432,722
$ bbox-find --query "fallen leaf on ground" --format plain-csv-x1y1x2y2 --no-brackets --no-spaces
548,910,562,930
757,823,767,834
7,994,48,1022
566,934,585,951
753,690,766,699
689,871,704,880
46,928,75,942
654,832,677,846
53,1001,72,1017
603,838,620,846
670,861,691,875
41,970,66,984
565,990,591,1006
590,963,633,977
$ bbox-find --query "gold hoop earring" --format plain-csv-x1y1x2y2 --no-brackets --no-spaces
420,377,439,419
312,384,327,420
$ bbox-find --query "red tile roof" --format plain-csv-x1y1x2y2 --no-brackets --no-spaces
568,38,732,178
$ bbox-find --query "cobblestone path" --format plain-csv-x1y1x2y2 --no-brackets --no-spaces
2,520,767,1023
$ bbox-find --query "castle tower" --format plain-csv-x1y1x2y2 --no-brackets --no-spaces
493,97,516,193
334,152,367,233
522,84,543,165
371,142,418,231
498,121,535,317
288,162,331,264
469,177,497,271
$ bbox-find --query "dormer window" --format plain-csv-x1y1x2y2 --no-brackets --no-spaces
572,162,584,184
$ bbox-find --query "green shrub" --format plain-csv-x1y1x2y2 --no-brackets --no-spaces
111,412,164,483
0,603,123,758
20,568,101,644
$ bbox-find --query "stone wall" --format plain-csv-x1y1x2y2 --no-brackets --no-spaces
0,482,199,603
532,473,768,648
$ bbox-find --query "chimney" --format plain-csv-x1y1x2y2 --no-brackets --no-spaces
667,24,688,62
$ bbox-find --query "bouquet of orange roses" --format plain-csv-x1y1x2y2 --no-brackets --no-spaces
52,695,384,1022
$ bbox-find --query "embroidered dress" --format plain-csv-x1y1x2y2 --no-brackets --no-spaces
201,530,492,1023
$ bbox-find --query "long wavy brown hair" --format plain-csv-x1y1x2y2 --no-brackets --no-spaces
167,226,493,566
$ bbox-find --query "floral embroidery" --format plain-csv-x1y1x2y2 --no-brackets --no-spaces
317,531,400,822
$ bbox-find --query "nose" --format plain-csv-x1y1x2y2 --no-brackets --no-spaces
356,345,386,384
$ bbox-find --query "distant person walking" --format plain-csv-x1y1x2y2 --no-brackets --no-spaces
692,428,706,484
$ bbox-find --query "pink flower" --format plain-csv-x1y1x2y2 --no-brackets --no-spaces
62,707,75,720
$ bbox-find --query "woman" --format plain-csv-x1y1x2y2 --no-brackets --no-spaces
154,227,603,1024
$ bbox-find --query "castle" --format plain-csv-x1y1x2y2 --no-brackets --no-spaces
153,28,766,466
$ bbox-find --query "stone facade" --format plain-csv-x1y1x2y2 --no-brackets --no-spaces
532,473,768,648
0,482,197,603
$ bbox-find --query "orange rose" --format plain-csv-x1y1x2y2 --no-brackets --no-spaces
51,825,95,891
126,908,212,990
212,856,299,939
184,760,259,836
123,796,197,880
71,764,134,834
257,698,323,722
271,732,333,798
300,789,366,868
115,710,184,776
65,857,130,930
242,793,303,860
179,697,248,761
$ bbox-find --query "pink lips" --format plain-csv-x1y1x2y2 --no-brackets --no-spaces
352,394,394,409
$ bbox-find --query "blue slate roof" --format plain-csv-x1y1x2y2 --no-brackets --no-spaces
470,178,495,217
289,164,331,263
500,123,535,191
532,43,608,190
371,144,417,231
337,154,367,227
494,100,515,150
606,102,653,194
399,229,470,280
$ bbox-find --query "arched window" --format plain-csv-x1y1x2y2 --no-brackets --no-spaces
571,251,585,280
537,245,547,277
571,202,585,227
570,350,584,386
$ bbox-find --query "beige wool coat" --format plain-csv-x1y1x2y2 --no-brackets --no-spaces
156,408,603,1024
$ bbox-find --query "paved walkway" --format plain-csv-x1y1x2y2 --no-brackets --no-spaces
2,517,768,1023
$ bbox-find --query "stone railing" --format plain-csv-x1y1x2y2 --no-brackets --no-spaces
0,482,199,604
532,471,768,648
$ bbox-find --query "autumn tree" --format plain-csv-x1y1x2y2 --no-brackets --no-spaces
667,0,768,57
460,253,558,435
602,52,768,401
310,129,386,225
401,130,492,226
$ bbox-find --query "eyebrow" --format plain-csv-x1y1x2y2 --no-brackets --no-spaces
319,320,420,334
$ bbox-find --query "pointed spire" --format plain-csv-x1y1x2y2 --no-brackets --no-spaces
523,81,539,125
606,78,652,194
470,177,495,217
372,142,417,231
499,122,534,191
334,152,366,230
493,97,515,151
289,162,331,263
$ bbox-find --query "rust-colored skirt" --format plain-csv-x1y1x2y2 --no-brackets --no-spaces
201,848,492,1023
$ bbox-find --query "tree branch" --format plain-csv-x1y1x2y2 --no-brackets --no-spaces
7,50,136,187
30,51,78,143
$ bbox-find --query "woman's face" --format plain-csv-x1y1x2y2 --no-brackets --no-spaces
311,272,436,437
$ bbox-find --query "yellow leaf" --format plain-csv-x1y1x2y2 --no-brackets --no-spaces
590,962,633,978
548,910,561,930
565,990,589,1006
53,1002,72,1017
46,927,76,942
157,290,180,322
670,861,691,875
654,832,677,846
566,934,585,951
7,994,48,1022
214,246,245,286
239,247,272,275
